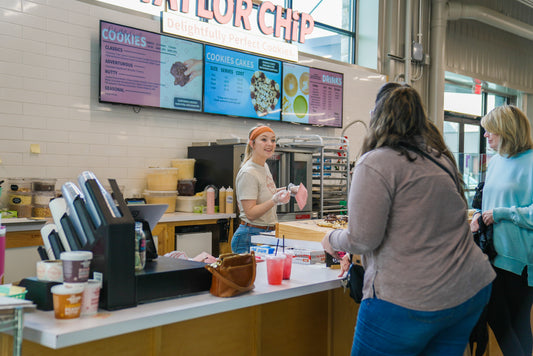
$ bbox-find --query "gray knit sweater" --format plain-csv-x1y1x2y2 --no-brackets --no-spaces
329,147,495,311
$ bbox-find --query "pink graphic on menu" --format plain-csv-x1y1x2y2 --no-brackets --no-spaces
308,68,343,127
100,23,161,107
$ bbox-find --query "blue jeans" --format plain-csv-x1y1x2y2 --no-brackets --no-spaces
351,284,492,356
231,224,268,253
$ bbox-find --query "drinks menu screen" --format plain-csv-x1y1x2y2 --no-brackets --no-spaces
204,45,282,121
282,63,343,128
99,21,203,112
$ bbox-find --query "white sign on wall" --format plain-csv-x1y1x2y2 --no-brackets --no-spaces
162,12,298,62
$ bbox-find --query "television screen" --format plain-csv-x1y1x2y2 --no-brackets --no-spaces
281,63,343,128
99,21,203,112
203,45,282,121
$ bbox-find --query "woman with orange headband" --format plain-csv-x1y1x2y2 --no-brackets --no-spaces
231,124,290,253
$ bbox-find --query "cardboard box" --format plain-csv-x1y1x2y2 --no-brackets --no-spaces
291,249,325,264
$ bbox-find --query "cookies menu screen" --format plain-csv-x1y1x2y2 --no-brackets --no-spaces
99,21,203,112
204,45,282,121
282,63,343,128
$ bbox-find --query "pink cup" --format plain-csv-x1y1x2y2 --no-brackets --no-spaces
266,255,285,285
283,253,293,280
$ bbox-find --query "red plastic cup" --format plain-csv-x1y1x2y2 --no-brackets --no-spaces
283,253,293,280
266,255,285,285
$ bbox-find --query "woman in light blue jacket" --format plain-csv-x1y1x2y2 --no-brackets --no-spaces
471,105,533,356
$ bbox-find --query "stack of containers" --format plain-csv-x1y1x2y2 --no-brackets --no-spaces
172,159,205,212
8,178,33,218
32,178,57,218
143,168,179,213
50,250,95,319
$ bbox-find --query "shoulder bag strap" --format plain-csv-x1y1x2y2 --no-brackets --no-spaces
406,146,461,193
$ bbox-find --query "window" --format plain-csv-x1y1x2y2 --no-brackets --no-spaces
262,0,356,64
443,72,515,207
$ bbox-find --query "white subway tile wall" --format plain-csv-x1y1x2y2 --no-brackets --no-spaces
0,0,337,203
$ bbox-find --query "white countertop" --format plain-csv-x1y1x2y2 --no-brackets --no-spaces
21,262,342,349
4,213,236,233
3,218,49,232
158,212,236,222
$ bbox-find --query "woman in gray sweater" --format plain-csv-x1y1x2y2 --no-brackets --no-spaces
322,84,495,356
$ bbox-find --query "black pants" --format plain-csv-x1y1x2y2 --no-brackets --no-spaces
487,266,533,356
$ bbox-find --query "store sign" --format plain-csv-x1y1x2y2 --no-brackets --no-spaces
95,0,313,61
152,0,314,44
163,12,298,61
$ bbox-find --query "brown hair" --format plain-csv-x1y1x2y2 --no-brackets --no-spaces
362,84,466,202
481,105,533,157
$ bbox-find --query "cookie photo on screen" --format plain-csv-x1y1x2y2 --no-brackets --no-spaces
170,62,190,87
250,71,280,117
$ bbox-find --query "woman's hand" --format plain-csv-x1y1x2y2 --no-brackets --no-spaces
183,59,202,81
482,210,494,225
470,212,481,232
272,190,290,205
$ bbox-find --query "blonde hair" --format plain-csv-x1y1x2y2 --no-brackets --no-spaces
241,124,275,166
481,105,533,157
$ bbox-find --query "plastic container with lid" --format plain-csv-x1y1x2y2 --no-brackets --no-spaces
9,204,32,218
32,204,52,218
32,178,57,191
177,179,196,196
146,168,179,191
171,159,195,180
175,195,206,213
143,190,177,213
60,251,93,283
9,178,31,192
33,191,56,205
9,191,32,205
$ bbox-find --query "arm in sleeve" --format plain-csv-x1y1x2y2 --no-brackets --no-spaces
329,163,393,254
493,205,533,230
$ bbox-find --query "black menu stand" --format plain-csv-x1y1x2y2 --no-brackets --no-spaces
85,179,136,311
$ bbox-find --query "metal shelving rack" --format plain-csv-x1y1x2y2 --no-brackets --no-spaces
277,135,350,218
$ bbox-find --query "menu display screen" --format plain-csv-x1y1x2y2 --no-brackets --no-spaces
282,63,343,128
99,21,203,112
204,45,282,121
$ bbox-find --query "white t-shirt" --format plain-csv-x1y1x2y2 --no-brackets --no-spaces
236,160,277,226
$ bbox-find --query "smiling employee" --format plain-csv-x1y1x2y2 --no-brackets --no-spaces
231,125,290,253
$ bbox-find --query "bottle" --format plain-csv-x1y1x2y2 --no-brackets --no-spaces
134,222,146,271
225,187,234,214
206,187,215,214
219,187,226,214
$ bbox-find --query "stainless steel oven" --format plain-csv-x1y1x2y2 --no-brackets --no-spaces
267,147,314,219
